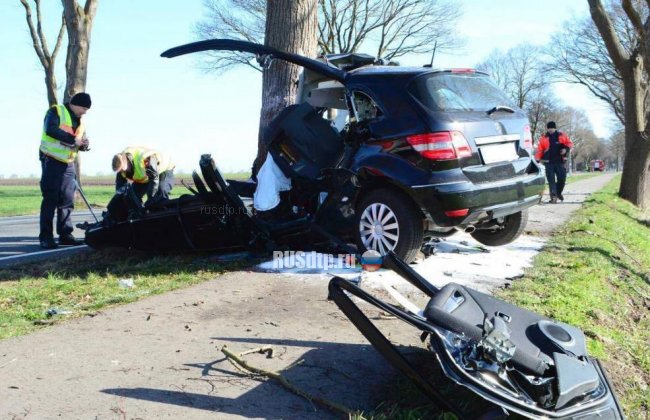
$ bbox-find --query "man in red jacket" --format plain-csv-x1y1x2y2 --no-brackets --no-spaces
535,121,574,203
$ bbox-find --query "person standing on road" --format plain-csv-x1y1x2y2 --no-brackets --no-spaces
111,147,175,205
38,93,92,249
535,121,573,204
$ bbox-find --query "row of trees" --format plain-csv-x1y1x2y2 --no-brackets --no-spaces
20,1,650,208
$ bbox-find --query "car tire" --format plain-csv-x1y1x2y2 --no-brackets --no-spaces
470,209,528,247
356,189,423,263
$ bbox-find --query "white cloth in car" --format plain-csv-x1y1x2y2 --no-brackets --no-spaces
253,153,292,211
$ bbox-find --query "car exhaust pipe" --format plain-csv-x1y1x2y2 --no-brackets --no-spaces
464,225,476,233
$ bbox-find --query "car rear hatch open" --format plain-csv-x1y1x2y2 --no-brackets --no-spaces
408,70,535,183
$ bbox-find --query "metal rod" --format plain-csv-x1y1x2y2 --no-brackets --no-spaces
74,179,99,223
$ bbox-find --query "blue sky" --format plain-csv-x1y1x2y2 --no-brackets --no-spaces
0,0,613,177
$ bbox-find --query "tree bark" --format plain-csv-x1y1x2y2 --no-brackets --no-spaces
252,0,317,177
62,0,98,101
61,0,98,189
588,0,650,208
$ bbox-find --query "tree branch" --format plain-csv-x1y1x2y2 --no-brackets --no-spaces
52,13,66,61
587,0,629,69
621,0,644,38
19,0,48,69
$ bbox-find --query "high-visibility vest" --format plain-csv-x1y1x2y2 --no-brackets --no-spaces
122,146,175,184
40,104,85,163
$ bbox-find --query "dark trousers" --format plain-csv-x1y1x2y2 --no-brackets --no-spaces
132,170,174,202
544,163,567,198
39,155,76,240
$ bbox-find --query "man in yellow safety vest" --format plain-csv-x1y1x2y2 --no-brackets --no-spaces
111,147,175,205
38,92,92,249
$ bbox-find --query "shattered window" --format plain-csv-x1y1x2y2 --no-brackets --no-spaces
352,91,382,122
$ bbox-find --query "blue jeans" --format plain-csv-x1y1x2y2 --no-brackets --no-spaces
544,163,567,198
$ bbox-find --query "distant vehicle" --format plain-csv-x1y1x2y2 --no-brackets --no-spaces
590,159,605,172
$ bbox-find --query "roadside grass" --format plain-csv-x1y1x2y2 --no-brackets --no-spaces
566,171,607,184
0,249,244,339
362,174,649,419
498,175,650,417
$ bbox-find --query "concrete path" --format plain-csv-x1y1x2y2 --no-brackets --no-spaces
526,172,617,236
0,173,618,419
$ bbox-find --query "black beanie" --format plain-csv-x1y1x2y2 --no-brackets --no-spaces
70,92,92,109
547,121,556,129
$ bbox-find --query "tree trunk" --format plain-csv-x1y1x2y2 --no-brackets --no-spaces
619,134,650,205
61,0,98,190
618,62,650,208
45,66,58,106
252,0,317,177
62,0,98,101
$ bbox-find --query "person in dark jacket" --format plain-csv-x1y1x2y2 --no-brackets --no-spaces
535,121,574,203
111,147,175,205
38,92,92,249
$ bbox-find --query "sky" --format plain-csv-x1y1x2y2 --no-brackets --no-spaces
0,0,616,177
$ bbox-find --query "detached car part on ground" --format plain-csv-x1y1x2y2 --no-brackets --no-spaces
329,252,624,419
84,39,545,262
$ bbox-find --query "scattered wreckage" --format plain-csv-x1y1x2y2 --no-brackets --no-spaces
82,39,545,262
329,252,624,419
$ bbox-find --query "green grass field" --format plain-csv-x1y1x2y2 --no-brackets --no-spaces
0,171,250,216
0,185,118,216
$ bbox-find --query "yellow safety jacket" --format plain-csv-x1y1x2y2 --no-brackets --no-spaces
122,147,175,184
40,104,85,163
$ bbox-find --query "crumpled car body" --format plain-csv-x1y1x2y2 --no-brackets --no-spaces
85,39,545,262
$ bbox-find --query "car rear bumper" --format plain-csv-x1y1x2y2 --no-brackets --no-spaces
410,173,545,227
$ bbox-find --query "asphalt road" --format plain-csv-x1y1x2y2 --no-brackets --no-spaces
0,211,99,265
0,173,616,267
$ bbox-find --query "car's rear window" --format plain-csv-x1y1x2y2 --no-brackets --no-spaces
409,72,515,112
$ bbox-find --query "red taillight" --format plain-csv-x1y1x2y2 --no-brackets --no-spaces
406,131,472,160
445,209,469,217
451,68,475,73
523,125,533,151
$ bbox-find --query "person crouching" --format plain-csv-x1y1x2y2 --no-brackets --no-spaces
111,147,175,206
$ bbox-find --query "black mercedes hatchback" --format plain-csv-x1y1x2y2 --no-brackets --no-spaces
158,39,545,262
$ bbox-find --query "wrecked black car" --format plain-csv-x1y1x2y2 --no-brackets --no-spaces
84,39,545,262
329,252,624,419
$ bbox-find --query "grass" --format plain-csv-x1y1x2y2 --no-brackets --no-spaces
0,172,251,217
498,174,650,417
0,185,117,216
362,174,648,419
565,170,607,184
0,249,245,339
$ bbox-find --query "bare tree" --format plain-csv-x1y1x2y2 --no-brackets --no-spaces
476,44,557,141
61,0,99,102
19,0,99,187
550,1,649,127
19,0,66,105
253,0,318,174
195,0,463,71
476,44,547,109
195,0,266,72
588,0,650,208
318,0,463,60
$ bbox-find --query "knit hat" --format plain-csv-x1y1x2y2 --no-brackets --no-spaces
70,92,92,109
547,121,557,129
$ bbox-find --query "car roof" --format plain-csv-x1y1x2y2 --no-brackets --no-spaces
161,39,488,84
